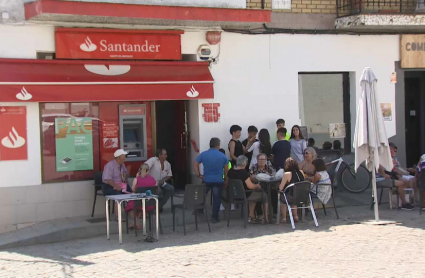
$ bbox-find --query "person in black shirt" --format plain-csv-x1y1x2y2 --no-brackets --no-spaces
227,155,269,224
229,125,254,166
272,128,291,170
242,125,258,168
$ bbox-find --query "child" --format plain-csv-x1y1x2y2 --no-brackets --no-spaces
311,158,332,204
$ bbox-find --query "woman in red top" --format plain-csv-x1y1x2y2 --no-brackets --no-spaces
126,163,157,230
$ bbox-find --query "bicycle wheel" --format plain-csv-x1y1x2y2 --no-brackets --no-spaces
341,163,371,193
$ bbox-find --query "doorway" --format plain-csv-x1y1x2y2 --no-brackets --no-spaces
155,100,188,190
404,73,425,166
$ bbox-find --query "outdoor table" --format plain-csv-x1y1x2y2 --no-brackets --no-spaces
105,194,159,244
259,178,281,224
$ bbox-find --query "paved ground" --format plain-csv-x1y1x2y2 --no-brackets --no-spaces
1,204,425,278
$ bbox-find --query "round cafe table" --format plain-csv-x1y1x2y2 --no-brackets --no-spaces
258,177,281,224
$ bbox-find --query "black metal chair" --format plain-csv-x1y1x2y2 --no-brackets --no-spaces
370,178,397,210
419,171,425,215
222,179,264,228
92,171,105,217
172,184,210,235
125,186,163,237
278,181,318,230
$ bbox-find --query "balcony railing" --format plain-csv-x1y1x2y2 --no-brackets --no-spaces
336,0,425,17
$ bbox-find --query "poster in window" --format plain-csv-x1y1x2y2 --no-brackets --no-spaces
381,103,392,121
55,117,93,172
329,123,346,139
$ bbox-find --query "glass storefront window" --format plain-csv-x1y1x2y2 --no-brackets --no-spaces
41,103,100,182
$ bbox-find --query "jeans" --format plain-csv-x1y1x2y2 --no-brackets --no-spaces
159,183,175,209
206,182,224,219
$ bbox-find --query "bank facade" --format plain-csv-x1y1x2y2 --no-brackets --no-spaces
0,0,420,233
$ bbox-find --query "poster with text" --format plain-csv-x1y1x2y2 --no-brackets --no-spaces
55,117,93,172
0,106,27,161
329,123,346,139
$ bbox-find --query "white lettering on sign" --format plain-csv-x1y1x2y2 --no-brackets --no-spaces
99,40,161,53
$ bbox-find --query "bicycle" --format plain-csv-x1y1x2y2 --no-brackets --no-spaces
326,156,372,193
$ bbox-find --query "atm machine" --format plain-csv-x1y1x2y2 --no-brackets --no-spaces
119,104,147,161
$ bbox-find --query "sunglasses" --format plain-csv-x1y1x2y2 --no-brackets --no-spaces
304,152,310,155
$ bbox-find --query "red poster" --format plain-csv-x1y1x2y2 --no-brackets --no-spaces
202,103,220,122
102,122,119,138
0,106,27,160
55,28,182,60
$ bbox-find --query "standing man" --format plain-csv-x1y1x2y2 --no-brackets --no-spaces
228,125,245,167
275,119,290,141
242,125,258,169
194,138,229,223
272,128,291,170
145,148,175,212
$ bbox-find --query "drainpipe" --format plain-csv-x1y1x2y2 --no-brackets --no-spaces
261,0,265,9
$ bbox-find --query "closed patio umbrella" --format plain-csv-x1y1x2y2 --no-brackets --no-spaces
354,67,393,221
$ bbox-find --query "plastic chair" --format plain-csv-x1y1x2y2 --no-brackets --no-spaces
125,186,163,237
91,172,104,217
172,184,211,236
222,179,263,228
419,171,425,215
278,181,318,230
370,178,397,210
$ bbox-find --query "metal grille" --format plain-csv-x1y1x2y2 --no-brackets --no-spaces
336,0,425,17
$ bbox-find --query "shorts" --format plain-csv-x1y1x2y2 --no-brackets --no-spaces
248,191,268,203
400,175,415,182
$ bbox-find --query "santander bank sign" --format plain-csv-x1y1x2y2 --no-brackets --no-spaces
56,28,183,60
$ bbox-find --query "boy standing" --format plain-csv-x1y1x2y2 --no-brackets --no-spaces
242,125,258,168
275,119,290,141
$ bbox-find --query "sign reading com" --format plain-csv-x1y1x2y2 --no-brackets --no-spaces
55,29,182,60
401,35,425,68
55,117,94,172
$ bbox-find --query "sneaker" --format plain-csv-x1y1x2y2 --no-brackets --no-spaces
220,204,225,211
401,203,414,210
211,217,221,223
231,204,235,211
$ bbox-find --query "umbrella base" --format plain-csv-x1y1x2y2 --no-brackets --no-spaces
360,220,398,226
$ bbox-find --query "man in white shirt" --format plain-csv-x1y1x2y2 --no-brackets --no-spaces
144,148,175,212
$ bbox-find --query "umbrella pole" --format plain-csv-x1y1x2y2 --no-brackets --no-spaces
371,166,380,221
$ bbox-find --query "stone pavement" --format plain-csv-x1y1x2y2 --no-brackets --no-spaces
1,204,425,277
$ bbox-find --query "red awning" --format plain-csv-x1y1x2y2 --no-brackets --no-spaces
0,59,214,102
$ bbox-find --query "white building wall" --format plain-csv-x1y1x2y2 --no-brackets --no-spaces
201,32,399,155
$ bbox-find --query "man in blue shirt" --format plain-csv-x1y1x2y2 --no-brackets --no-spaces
194,137,229,223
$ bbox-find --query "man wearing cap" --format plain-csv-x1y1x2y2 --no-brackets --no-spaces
102,149,131,196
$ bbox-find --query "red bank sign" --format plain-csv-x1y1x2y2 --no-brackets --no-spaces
55,28,183,60
0,106,27,161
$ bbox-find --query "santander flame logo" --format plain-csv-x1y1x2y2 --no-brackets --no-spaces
80,36,97,52
84,65,131,76
1,127,26,148
186,86,199,98
16,87,32,101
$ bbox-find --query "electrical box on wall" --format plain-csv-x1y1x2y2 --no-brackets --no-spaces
119,104,147,161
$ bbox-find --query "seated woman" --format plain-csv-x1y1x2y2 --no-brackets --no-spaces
125,163,157,230
227,155,269,224
298,147,317,182
278,158,305,223
311,159,332,204
249,153,276,182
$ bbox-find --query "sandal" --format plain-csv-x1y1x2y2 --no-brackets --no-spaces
261,217,270,224
129,224,142,230
248,216,259,224
293,216,299,223
280,217,287,223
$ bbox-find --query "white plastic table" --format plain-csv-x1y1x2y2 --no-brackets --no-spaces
105,194,159,244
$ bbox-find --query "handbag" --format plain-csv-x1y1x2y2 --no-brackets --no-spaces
384,170,399,180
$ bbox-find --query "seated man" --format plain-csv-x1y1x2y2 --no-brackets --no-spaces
376,164,414,210
144,148,175,212
389,142,417,202
102,149,130,195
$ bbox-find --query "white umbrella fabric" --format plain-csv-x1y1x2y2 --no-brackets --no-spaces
354,67,393,221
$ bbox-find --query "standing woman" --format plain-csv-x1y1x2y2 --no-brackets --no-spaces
289,125,307,163
247,129,272,169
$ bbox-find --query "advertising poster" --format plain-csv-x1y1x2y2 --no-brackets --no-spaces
329,123,346,139
102,122,119,149
55,117,93,172
0,106,27,161
381,103,392,121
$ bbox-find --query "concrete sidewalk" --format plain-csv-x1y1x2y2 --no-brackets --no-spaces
0,185,398,249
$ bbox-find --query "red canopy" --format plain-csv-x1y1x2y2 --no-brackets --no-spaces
0,59,214,102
